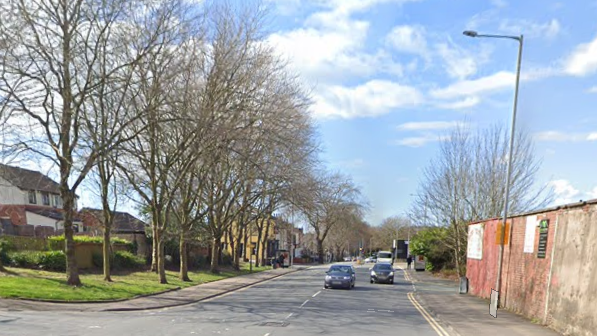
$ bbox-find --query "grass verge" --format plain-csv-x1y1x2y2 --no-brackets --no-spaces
0,264,270,302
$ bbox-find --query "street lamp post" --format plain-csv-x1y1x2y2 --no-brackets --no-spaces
463,30,524,305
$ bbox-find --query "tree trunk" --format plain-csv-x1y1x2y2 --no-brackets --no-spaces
317,239,324,264
228,228,239,270
179,231,190,281
233,226,243,270
210,237,220,274
151,225,158,273
157,238,167,284
62,190,81,286
255,225,263,267
260,219,271,267
103,228,112,282
243,225,249,262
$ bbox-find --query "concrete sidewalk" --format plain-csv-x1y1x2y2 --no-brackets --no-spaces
0,266,305,312
400,265,561,336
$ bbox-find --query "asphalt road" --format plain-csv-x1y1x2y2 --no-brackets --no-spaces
0,264,449,336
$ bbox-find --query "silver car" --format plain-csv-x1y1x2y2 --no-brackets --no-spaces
324,265,356,289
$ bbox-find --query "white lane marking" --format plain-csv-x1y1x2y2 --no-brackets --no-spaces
286,313,294,319
88,326,101,329
312,291,321,298
378,310,394,312
264,333,270,336
300,299,310,308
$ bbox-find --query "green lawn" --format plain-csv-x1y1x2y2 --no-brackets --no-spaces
0,264,270,302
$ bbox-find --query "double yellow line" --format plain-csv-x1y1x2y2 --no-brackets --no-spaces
403,269,412,282
407,292,451,336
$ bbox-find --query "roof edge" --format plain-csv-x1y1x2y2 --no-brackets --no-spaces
469,198,597,225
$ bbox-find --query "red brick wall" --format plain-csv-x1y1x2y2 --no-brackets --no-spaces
466,211,558,321
0,205,27,226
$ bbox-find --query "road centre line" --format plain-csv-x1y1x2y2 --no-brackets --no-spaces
300,299,309,308
407,292,450,336
285,313,293,319
312,291,321,298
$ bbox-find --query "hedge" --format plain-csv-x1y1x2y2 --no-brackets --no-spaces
47,235,133,251
0,236,48,251
92,250,145,270
8,251,66,271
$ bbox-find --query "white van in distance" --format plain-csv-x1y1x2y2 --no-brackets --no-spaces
376,251,393,264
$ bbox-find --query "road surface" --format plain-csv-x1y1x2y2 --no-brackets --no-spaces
0,264,452,336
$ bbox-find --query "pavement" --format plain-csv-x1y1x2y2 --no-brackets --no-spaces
397,262,562,336
0,266,303,312
0,262,565,336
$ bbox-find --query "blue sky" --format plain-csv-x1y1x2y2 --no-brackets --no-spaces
265,0,597,225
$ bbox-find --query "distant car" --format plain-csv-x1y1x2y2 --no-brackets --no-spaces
365,257,376,263
370,262,394,284
324,264,356,289
376,251,393,264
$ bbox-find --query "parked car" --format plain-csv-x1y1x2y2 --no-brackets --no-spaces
370,262,394,284
324,264,356,289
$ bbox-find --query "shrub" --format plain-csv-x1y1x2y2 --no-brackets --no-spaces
0,239,14,265
92,252,104,268
8,251,65,271
92,251,145,270
112,251,145,270
221,250,233,266
38,251,66,271
9,251,41,268
189,254,208,270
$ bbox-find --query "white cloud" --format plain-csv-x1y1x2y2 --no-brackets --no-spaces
386,25,428,56
435,42,484,80
397,121,460,131
548,179,581,205
534,131,597,142
268,0,417,83
564,34,597,76
499,19,561,39
436,96,480,110
588,186,597,199
430,71,515,99
548,180,597,205
394,134,448,147
311,80,423,119
587,86,597,93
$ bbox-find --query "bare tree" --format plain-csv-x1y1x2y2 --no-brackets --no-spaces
0,0,185,285
370,216,413,251
410,124,553,275
291,171,365,264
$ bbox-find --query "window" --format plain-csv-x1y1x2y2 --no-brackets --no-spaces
28,190,37,204
41,192,50,206
54,195,62,208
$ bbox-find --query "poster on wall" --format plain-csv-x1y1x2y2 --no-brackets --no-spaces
524,215,537,253
467,223,484,260
537,219,549,259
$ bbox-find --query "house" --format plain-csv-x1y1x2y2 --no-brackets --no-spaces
80,208,149,256
0,164,82,237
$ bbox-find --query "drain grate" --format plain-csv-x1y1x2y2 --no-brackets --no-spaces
259,321,289,327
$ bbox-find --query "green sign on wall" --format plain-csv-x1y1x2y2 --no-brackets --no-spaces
537,219,549,258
